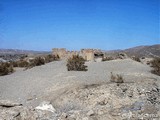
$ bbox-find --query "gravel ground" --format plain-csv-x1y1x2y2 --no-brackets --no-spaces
0,59,159,107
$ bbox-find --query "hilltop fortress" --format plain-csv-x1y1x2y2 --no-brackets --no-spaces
52,48,105,61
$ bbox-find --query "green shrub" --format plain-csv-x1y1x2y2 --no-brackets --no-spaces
150,58,160,76
66,55,87,71
0,62,14,76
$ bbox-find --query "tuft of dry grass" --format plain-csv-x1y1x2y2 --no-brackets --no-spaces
150,58,160,76
110,72,124,84
66,55,87,71
0,62,14,76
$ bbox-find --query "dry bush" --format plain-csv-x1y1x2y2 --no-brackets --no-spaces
0,62,14,76
150,58,160,76
44,54,60,63
66,55,87,71
11,60,29,68
11,61,18,67
132,56,141,62
17,60,29,67
44,55,53,63
27,57,45,68
110,72,124,84
102,57,114,61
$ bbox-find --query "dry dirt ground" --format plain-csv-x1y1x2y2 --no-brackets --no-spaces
0,59,159,120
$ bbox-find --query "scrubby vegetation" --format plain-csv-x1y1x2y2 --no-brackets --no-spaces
0,62,14,76
11,60,29,67
102,57,114,61
44,54,60,63
27,57,45,69
10,54,60,70
132,56,141,62
150,58,160,76
18,60,29,67
66,55,87,71
110,72,124,85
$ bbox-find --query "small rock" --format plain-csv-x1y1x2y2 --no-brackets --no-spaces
87,110,94,116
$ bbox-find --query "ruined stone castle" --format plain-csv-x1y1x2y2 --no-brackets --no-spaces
52,48,105,61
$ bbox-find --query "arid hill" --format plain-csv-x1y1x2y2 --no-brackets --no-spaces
105,44,160,58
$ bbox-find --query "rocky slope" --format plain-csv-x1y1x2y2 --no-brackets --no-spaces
0,78,159,120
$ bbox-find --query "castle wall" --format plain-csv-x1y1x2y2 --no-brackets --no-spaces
52,48,104,61
52,48,67,59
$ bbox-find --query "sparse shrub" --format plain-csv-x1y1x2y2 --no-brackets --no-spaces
44,54,60,63
0,62,14,76
28,57,45,68
132,56,141,62
10,60,29,68
150,58,160,76
35,57,45,66
17,60,29,67
11,61,19,67
66,55,87,71
102,57,114,61
44,55,52,63
110,72,124,84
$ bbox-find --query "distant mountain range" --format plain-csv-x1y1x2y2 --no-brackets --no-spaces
0,49,50,55
0,44,160,58
123,44,160,57
105,44,160,58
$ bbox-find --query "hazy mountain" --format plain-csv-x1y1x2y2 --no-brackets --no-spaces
124,44,160,57
105,44,160,58
0,49,50,55
0,44,159,58
0,49,51,61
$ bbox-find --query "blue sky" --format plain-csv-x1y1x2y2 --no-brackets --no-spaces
0,0,159,51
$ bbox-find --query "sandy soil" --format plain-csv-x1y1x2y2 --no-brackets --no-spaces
0,59,159,107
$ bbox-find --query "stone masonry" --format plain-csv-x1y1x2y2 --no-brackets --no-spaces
52,48,104,61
